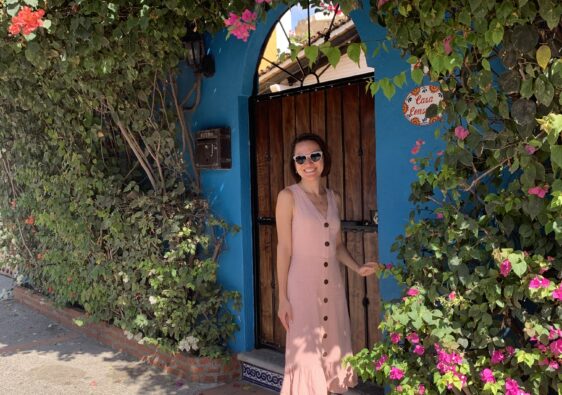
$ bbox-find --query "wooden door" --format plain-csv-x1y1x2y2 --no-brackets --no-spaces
253,79,380,353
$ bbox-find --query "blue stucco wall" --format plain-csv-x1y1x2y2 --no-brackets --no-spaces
188,1,444,352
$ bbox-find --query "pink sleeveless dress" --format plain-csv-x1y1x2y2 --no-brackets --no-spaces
280,184,357,395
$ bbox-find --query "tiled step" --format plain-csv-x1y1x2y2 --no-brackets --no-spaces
238,349,383,394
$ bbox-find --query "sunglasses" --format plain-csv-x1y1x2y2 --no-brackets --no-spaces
293,151,323,165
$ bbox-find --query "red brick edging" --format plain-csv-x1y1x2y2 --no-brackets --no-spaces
0,266,16,278
13,286,240,383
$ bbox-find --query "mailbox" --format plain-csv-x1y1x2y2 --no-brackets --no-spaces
194,127,231,169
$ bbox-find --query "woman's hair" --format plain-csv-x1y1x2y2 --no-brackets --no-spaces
289,133,331,182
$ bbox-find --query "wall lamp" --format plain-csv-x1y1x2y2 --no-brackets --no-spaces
183,28,215,78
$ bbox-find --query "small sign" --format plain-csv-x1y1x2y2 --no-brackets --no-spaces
402,85,443,126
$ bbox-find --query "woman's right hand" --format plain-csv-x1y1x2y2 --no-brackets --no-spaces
278,299,293,331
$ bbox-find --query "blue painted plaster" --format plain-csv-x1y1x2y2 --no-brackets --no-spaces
187,1,445,352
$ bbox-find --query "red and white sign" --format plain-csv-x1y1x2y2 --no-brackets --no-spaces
402,85,443,126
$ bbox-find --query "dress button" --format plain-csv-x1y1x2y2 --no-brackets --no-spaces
324,262,328,267
325,241,330,246
323,333,328,339
324,297,328,303
323,351,327,357
324,222,329,228
324,279,329,285
323,316,328,321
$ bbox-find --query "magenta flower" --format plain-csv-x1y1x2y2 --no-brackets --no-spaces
385,263,393,270
418,384,426,395
374,354,388,370
256,0,272,3
436,150,444,156
491,350,505,364
406,287,420,297
550,339,562,356
499,259,511,277
454,125,469,140
224,12,239,26
524,144,537,154
448,291,456,300
389,366,404,380
411,144,421,155
416,139,425,146
413,165,420,171
390,332,401,344
480,368,495,383
553,284,562,300
436,212,444,219
413,345,425,355
443,35,453,55
529,275,551,289
506,346,516,356
505,378,530,395
241,9,257,23
528,185,549,198
406,332,420,344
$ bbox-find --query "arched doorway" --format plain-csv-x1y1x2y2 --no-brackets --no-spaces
250,2,381,354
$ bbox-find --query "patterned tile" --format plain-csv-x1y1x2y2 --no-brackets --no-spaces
241,362,283,393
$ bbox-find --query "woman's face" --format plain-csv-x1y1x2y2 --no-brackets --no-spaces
293,140,324,181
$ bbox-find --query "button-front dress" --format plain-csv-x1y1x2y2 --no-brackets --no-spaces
280,184,357,395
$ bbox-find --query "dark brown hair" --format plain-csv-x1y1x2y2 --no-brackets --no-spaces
290,133,331,182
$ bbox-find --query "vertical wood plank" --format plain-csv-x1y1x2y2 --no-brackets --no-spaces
269,97,287,349
360,88,381,347
342,84,367,353
255,99,274,345
282,95,296,188
311,89,327,189
295,92,311,133
326,88,344,197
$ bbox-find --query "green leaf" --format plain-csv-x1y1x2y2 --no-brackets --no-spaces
551,145,562,170
319,45,341,68
536,45,551,70
380,78,396,99
535,76,554,106
347,43,361,65
304,45,319,66
411,68,424,85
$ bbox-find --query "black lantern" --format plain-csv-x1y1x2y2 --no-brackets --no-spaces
183,28,215,78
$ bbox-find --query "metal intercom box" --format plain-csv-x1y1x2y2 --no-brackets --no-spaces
194,127,231,169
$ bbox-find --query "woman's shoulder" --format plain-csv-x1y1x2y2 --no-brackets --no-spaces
277,187,295,204
328,188,342,206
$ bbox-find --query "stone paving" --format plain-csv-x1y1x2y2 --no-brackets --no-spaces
0,274,270,395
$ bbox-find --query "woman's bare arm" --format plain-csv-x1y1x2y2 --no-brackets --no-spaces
275,188,294,330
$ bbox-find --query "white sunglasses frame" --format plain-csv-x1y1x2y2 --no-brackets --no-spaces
292,150,323,165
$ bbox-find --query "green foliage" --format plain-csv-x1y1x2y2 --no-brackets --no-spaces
342,0,562,394
0,0,239,357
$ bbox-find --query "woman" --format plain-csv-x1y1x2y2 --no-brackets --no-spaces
276,133,379,395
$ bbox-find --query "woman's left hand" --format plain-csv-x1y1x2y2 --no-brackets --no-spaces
356,261,382,277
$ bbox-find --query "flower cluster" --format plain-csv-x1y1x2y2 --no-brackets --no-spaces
224,9,258,42
528,185,549,198
8,6,45,36
319,2,343,15
454,125,469,140
434,344,467,389
178,335,200,352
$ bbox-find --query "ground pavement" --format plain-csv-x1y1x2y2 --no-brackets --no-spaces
0,274,271,395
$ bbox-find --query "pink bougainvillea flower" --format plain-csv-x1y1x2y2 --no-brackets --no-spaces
413,165,420,171
389,366,404,380
256,0,273,3
528,185,549,198
411,144,421,155
500,259,512,277
8,6,45,36
377,0,391,8
385,263,393,270
505,378,530,395
448,291,456,300
241,9,257,23
552,284,562,301
480,368,496,383
224,12,239,26
406,287,420,297
548,327,562,340
454,125,469,140
529,275,551,289
436,212,444,219
491,350,505,364
547,256,555,262
506,346,516,356
409,158,416,164
406,332,420,344
416,139,425,146
443,35,453,55
390,332,401,344
413,345,425,355
550,339,562,356
436,150,444,156
524,144,537,154
418,384,426,395
374,354,388,370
